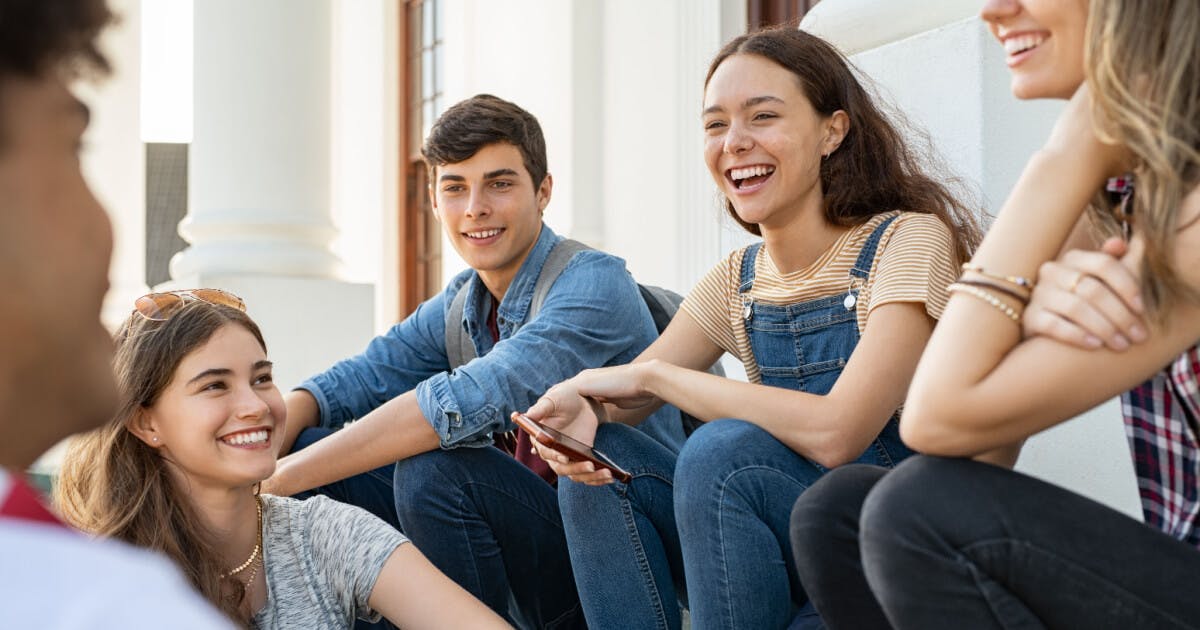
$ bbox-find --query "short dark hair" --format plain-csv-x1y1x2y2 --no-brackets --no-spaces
421,94,548,188
0,0,112,81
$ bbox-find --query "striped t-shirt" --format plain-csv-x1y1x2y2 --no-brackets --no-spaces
680,211,958,383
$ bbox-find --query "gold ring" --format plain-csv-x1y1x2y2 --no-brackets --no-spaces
1068,272,1085,293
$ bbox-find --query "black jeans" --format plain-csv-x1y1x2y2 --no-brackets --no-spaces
789,456,1200,630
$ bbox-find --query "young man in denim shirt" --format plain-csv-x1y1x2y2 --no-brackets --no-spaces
265,94,684,628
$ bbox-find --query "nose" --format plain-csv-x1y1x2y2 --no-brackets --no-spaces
465,189,492,219
235,386,271,421
723,121,753,156
980,0,1019,23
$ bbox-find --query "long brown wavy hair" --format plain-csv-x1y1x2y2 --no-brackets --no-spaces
706,27,982,263
1086,0,1200,319
56,301,267,627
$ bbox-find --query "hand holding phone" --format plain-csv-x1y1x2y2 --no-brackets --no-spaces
510,413,632,483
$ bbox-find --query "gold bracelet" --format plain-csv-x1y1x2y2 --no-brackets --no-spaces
960,263,1036,291
948,283,1022,323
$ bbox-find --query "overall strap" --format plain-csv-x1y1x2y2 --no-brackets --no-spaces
849,213,901,280
528,238,591,321
737,242,764,295
445,283,475,369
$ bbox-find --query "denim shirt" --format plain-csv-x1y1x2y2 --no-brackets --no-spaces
300,224,685,451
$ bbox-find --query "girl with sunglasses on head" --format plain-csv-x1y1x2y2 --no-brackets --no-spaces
789,1,1200,628
56,290,509,629
521,26,982,629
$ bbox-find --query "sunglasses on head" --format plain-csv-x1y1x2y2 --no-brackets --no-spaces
133,289,246,321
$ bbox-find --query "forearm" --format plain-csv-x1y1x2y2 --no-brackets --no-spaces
278,389,320,455
271,391,440,495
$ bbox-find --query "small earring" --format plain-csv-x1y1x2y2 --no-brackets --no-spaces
152,436,159,443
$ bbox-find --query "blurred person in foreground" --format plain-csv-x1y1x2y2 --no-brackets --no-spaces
0,0,230,626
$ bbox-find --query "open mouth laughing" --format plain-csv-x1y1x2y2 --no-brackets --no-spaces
727,164,776,191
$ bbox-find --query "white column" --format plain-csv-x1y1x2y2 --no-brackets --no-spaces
169,0,373,391
802,0,1139,518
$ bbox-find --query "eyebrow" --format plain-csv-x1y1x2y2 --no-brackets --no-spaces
702,95,786,117
186,360,274,386
438,168,520,183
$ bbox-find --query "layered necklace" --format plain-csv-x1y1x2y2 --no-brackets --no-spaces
222,496,264,586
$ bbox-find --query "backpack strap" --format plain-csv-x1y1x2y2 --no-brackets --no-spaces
444,282,475,370
528,238,592,322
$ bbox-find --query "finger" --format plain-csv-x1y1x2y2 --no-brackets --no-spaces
1071,274,1147,343
531,441,572,466
1035,286,1132,350
566,469,615,486
524,396,555,421
1024,305,1103,349
1061,249,1145,316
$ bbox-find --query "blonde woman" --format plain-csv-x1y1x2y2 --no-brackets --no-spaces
790,1,1200,628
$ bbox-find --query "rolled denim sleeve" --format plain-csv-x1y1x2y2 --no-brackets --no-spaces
415,251,653,448
298,285,455,429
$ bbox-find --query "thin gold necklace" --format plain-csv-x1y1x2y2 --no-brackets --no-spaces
222,496,263,580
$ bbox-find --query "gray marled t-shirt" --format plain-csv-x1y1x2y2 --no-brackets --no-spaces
252,494,409,629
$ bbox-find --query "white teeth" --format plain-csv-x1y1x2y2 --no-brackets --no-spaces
466,228,502,239
223,430,269,446
730,165,775,182
1004,34,1045,55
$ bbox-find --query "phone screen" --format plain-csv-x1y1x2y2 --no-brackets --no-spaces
510,413,632,483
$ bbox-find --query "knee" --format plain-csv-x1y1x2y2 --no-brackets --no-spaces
859,456,980,558
674,419,781,513
393,449,464,515
790,464,885,553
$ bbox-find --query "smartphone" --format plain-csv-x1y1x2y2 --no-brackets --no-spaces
510,413,633,483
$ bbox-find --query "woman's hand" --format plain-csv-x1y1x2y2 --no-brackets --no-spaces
1024,236,1147,350
523,363,659,486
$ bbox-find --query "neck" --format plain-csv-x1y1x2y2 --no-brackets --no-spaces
759,193,847,274
476,224,543,303
186,483,261,573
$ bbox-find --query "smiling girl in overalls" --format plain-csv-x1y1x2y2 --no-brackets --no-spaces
522,27,981,630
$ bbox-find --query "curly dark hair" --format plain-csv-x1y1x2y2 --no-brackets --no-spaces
706,27,982,264
0,0,112,80
421,94,548,188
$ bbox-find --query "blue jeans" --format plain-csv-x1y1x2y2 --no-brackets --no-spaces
292,427,585,629
560,421,826,630
393,446,585,630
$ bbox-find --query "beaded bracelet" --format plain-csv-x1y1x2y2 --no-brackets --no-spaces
956,278,1030,305
960,263,1036,291
948,283,1022,323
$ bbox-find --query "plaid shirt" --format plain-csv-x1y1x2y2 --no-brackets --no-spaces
1122,345,1200,547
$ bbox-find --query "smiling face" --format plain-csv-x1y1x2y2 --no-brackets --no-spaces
135,323,285,493
431,142,551,299
0,74,117,467
702,53,846,231
981,0,1088,99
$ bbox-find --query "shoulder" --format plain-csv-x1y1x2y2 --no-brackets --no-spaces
0,522,229,628
886,212,954,244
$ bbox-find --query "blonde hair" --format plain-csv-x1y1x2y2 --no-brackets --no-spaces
1086,0,1200,318
56,302,267,627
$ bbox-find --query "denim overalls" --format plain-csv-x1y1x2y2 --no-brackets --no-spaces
556,214,921,630
737,213,913,468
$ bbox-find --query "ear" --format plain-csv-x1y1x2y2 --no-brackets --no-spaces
823,110,850,157
427,178,442,222
126,407,164,448
536,173,553,215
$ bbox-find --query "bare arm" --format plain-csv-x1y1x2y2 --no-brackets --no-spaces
277,390,320,455
369,543,510,629
265,391,440,496
903,89,1200,457
531,303,933,472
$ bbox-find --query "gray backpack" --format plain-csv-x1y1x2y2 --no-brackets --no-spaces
444,238,722,436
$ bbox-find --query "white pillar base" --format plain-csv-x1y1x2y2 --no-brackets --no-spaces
160,274,374,392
